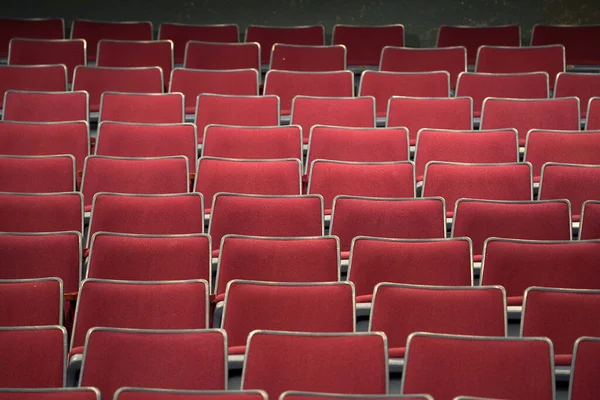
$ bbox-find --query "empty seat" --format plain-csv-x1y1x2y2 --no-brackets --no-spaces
280,393,432,400
0,232,82,294
99,92,184,123
349,237,472,305
371,284,506,360
70,279,209,355
524,130,600,182
455,72,549,117
270,44,346,72
87,232,211,283
0,120,89,176
0,278,63,326
554,72,600,118
380,46,467,90
8,38,85,83
215,235,339,302
481,238,600,306
332,197,447,260
436,24,521,65
386,96,473,146
586,97,600,130
422,162,533,218
0,192,83,234
0,154,75,193
308,160,415,213
569,337,600,400
0,17,64,58
70,19,153,62
86,193,204,248
401,333,554,400
580,200,600,239
480,97,580,146
209,193,324,255
0,326,66,387
95,122,196,167
359,71,451,119
290,96,376,144
531,24,600,67
202,125,301,160
72,66,164,113
332,24,404,67
158,22,239,64
221,281,354,358
79,328,226,400
170,68,259,114
415,128,519,182
97,39,174,87
196,94,279,143
0,388,100,400
452,199,572,263
184,41,260,70
3,90,89,123
80,155,190,210
195,157,302,211
242,331,388,399
245,24,325,66
475,45,565,89
263,70,354,115
539,163,600,222
306,126,409,174
0,65,67,112
522,287,600,369
115,389,266,400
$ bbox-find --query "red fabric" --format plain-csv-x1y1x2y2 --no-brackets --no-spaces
389,347,406,358
402,334,554,400
481,240,600,298
331,197,446,254
184,42,259,70
196,95,279,144
88,233,210,282
570,338,600,400
243,332,387,399
371,285,505,351
80,329,226,400
332,25,404,66
159,23,239,64
0,279,62,326
453,199,571,258
71,20,152,62
0,18,64,58
437,25,520,65
195,158,302,211
481,97,579,146
215,236,338,296
349,237,471,297
72,66,163,112
209,194,323,252
381,46,465,90
308,161,414,211
264,70,353,115
0,193,82,236
580,201,600,239
415,128,518,180
171,68,258,114
116,389,265,400
532,25,600,66
99,93,184,124
0,65,66,110
387,96,472,145
271,44,345,72
0,154,74,193
587,98,600,130
290,96,375,144
456,72,549,116
0,388,99,400
554,73,600,118
223,282,354,348
246,25,325,65
507,296,524,306
0,327,65,387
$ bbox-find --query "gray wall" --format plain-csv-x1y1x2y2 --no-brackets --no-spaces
2,0,599,46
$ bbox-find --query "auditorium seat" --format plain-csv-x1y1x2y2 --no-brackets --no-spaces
0,154,75,193
0,388,100,400
531,24,600,67
184,41,260,70
115,389,266,400
270,44,346,71
586,97,600,130
98,92,184,123
554,72,600,119
569,336,600,400
3,90,88,123
332,24,405,67
280,392,432,400
0,17,65,59
0,277,63,326
0,65,67,113
580,200,600,239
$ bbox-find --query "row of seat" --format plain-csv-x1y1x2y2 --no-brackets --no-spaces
2,324,599,399
2,18,599,66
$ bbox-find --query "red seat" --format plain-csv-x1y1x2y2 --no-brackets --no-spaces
0,278,63,326
184,41,260,71
554,72,600,118
270,44,346,72
531,24,600,67
245,25,325,66
99,92,184,123
0,65,67,111
332,24,404,66
570,337,600,400
0,17,64,58
0,154,75,193
580,200,600,239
